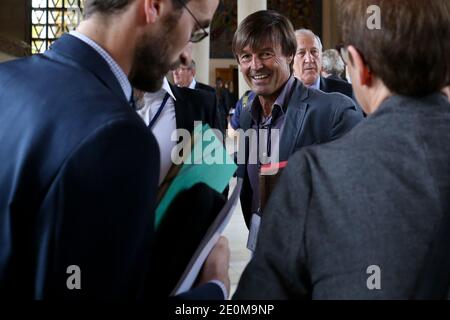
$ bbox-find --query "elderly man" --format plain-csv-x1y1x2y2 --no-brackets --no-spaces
0,0,229,299
173,59,215,92
235,0,450,299
293,29,354,99
232,10,363,233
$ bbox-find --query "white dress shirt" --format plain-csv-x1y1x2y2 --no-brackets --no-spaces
188,78,197,89
136,78,177,185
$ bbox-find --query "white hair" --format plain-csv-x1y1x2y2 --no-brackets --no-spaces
294,29,323,51
322,49,345,76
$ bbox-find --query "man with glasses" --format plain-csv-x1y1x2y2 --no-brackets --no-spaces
173,60,216,93
0,0,228,299
235,0,450,299
293,29,354,100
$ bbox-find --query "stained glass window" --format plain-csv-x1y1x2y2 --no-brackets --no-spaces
31,0,84,54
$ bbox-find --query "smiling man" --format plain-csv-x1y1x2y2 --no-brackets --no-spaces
232,10,363,232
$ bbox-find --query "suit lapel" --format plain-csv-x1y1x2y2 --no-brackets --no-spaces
170,83,194,132
319,76,328,92
280,80,309,161
45,34,128,104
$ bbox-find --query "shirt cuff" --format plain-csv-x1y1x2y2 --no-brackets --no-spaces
208,280,228,300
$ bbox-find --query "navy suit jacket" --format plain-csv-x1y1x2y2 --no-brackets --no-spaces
320,76,354,100
238,78,363,226
194,81,216,94
0,34,222,300
171,83,223,134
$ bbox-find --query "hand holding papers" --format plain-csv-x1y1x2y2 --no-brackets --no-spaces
153,183,227,296
172,178,243,296
152,123,238,296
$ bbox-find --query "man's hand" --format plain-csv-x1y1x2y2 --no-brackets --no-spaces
198,236,230,298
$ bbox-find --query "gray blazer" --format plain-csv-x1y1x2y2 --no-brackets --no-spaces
234,93,450,299
238,78,363,225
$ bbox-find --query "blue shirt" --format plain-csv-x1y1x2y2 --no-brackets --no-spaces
309,76,321,90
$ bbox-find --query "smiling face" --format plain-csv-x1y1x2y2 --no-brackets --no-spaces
293,33,322,86
237,41,292,101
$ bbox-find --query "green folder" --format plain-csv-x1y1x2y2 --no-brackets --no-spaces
155,124,237,228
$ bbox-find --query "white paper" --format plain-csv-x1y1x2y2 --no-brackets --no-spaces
171,178,243,296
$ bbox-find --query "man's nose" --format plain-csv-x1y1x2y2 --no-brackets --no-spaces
304,51,315,63
179,42,193,67
250,55,263,70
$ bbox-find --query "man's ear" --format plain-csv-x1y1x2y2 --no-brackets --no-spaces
347,45,372,87
143,0,164,24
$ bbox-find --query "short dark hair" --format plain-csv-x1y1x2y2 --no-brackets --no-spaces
338,0,450,96
232,10,297,69
83,0,186,19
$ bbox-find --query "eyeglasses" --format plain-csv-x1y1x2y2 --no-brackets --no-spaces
176,0,209,43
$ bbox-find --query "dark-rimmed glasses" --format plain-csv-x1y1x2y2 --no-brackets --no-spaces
176,0,209,43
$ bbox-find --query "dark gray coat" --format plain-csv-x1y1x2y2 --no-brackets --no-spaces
234,93,450,299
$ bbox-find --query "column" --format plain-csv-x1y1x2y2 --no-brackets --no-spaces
322,0,339,49
237,0,267,97
191,36,211,85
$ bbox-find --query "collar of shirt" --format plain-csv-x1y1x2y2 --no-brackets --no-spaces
162,77,177,101
69,31,132,102
250,76,296,124
142,77,176,106
309,76,321,90
188,78,197,90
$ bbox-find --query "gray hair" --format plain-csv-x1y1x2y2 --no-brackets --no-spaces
322,49,345,77
294,29,323,51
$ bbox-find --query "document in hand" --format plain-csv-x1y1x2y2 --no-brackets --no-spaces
171,178,243,296
155,123,238,228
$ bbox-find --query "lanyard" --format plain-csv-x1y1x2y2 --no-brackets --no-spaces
255,119,273,217
256,119,273,169
148,93,170,129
